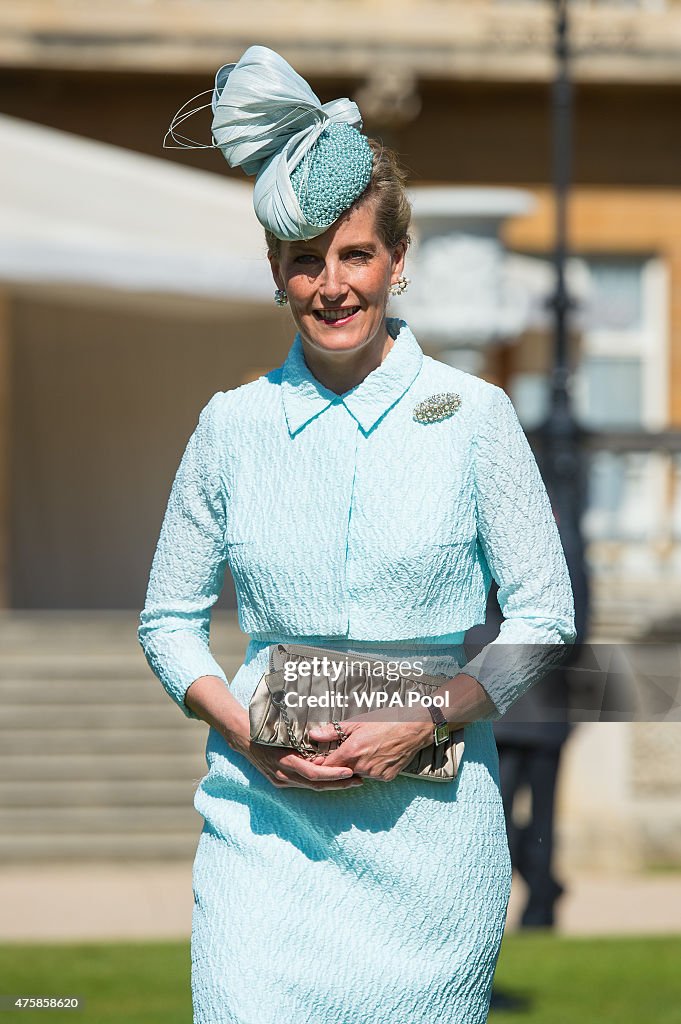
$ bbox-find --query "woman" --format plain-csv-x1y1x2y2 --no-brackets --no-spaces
140,45,576,1024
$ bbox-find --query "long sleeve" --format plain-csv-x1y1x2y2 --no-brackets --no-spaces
460,385,577,719
138,392,229,720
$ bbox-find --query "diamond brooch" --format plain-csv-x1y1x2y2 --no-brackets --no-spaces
413,392,463,424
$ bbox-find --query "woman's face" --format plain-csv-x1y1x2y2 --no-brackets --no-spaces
269,198,406,357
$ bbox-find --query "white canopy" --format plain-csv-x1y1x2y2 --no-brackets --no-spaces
0,113,273,301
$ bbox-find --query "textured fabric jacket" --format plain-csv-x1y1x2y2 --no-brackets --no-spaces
138,318,576,721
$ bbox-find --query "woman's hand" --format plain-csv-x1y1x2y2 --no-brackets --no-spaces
230,726,364,791
308,710,460,782
184,676,362,791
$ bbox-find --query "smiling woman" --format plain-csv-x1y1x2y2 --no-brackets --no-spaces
266,139,412,389
141,42,576,1024
268,197,408,391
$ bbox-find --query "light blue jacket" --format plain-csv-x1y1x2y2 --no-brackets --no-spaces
138,318,576,721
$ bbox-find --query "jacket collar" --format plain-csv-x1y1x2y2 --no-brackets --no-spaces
281,318,423,436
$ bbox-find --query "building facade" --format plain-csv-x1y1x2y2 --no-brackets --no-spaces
0,0,679,872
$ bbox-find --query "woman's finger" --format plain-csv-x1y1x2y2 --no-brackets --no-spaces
278,753,356,782
285,776,363,790
267,760,362,790
307,723,341,741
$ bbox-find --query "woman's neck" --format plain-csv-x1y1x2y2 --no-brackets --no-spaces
300,320,395,395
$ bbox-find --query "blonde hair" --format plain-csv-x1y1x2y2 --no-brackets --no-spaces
265,137,411,258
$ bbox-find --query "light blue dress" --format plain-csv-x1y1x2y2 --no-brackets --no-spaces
138,318,575,1024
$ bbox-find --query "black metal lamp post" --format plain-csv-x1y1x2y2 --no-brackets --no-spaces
540,0,590,643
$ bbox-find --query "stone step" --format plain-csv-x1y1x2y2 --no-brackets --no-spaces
0,703,199,729
0,728,206,755
0,654,144,672
0,652,246,679
0,805,198,833
0,780,204,807
588,590,681,639
0,610,247,654
0,677,171,702
0,611,242,863
0,754,204,782
0,832,200,861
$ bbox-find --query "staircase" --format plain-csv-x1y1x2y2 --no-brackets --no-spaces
586,578,681,643
0,611,248,863
2,591,678,865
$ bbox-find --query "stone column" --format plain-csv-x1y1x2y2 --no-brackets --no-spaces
396,187,537,374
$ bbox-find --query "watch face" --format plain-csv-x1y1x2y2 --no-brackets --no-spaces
434,722,449,746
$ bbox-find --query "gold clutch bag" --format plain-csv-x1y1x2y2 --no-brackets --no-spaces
248,643,466,782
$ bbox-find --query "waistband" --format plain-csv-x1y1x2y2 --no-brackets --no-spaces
244,634,469,676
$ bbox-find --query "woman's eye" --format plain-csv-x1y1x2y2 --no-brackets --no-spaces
292,250,371,266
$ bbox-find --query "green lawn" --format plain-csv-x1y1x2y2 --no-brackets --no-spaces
0,934,679,1023
490,933,681,1023
0,942,190,1024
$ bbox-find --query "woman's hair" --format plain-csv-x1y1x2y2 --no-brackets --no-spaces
265,138,411,258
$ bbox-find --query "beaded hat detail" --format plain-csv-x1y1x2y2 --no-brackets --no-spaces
289,123,373,232
165,45,374,242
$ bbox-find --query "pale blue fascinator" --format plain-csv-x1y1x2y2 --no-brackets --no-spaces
165,45,373,242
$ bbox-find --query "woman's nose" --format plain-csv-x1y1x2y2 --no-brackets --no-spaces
319,260,346,299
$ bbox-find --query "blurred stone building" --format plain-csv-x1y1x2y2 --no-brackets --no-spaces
0,1,679,870
1,0,680,616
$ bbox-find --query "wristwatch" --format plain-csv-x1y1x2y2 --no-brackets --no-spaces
424,703,449,746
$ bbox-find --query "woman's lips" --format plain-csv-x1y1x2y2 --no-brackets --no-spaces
313,307,361,327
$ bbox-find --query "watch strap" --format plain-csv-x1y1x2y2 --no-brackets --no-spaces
425,702,449,745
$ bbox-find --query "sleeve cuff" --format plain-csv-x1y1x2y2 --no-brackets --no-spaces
139,630,229,721
458,639,573,720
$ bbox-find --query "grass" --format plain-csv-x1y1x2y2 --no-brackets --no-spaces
642,862,681,875
0,942,191,1024
490,932,681,1023
0,934,679,1023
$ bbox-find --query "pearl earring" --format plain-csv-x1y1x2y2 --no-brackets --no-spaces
274,288,288,307
389,276,410,297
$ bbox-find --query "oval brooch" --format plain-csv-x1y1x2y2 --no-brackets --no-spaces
413,392,463,424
